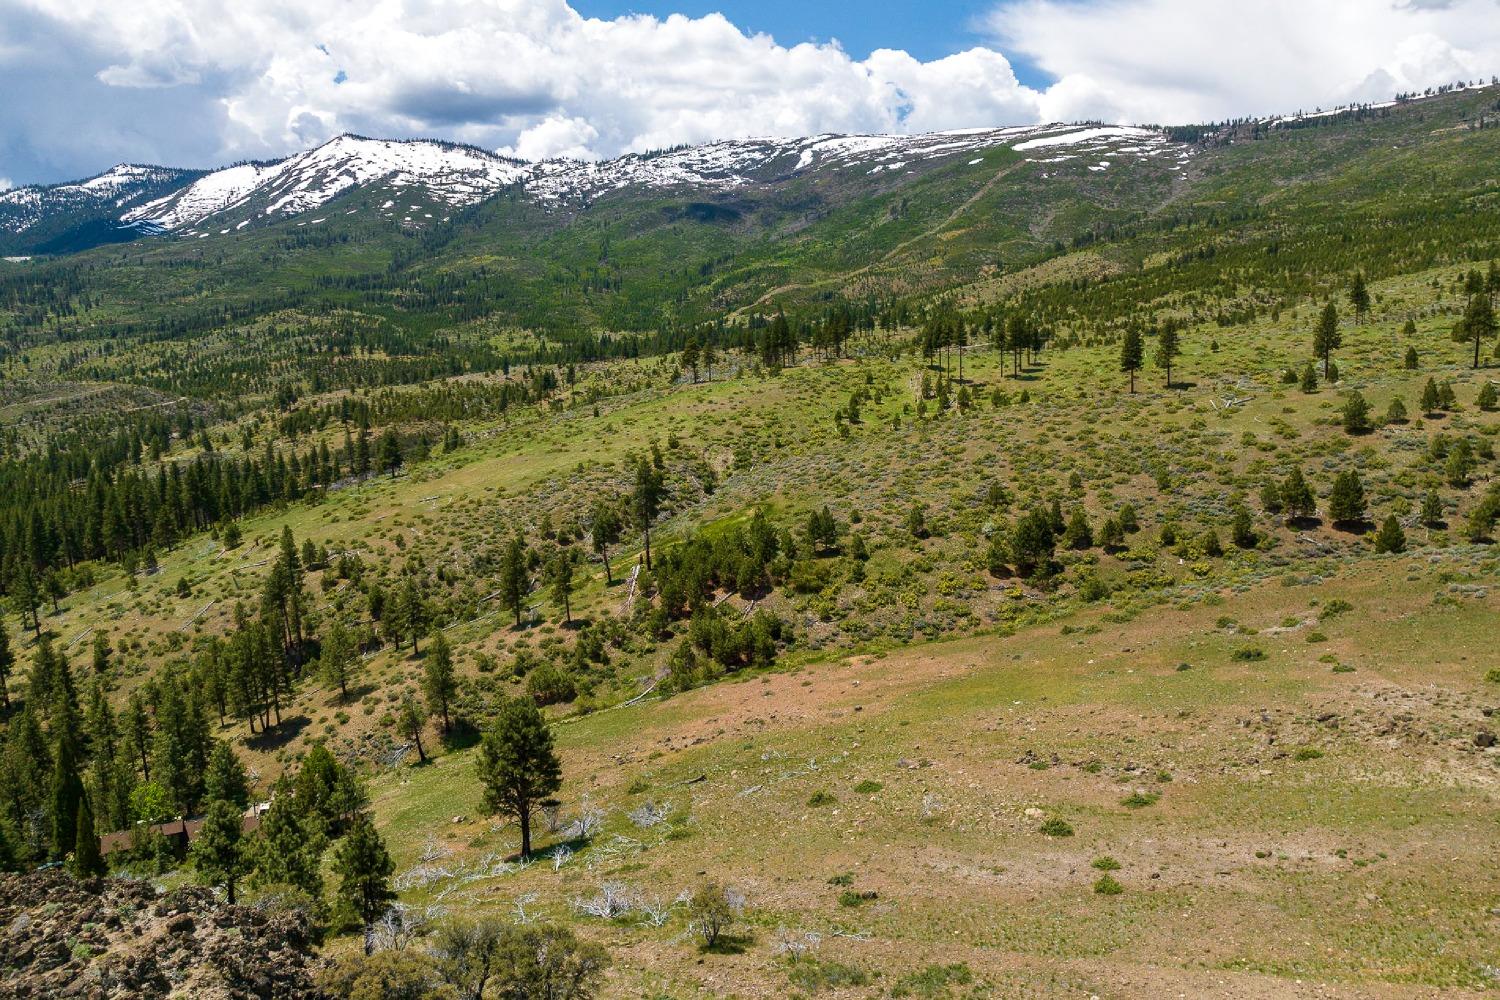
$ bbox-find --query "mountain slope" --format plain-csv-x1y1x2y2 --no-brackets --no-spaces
0,164,200,255
2,86,1497,378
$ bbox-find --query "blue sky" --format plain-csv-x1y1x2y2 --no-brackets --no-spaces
3,0,1497,187
571,0,1051,85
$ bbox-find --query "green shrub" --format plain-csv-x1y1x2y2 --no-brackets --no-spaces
890,963,975,998
1039,817,1074,837
807,791,837,807
785,955,870,991
1318,599,1353,620
1093,874,1124,895
1120,791,1160,809
1091,856,1121,871
525,661,577,706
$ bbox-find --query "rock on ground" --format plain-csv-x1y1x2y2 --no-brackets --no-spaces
0,870,328,999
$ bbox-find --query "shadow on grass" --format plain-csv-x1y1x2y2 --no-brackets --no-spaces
700,933,754,955
247,713,311,751
330,681,378,705
441,719,482,751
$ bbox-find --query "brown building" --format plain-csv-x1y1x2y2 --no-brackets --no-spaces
98,807,265,859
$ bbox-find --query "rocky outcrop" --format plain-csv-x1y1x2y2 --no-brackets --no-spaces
0,870,328,999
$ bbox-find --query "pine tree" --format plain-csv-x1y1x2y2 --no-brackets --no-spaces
354,429,372,475
204,741,251,811
1061,508,1093,550
1009,508,1057,578
1349,272,1370,322
1340,391,1371,434
1119,329,1144,393
151,671,209,817
1231,506,1257,548
549,550,577,625
1328,470,1367,525
1154,322,1181,388
105,749,136,832
3,707,51,865
377,428,403,478
83,680,117,813
70,793,105,877
192,798,247,903
398,695,427,764
1462,292,1496,369
12,565,41,638
1281,467,1317,523
1314,302,1341,379
1445,439,1475,488
90,633,110,677
292,744,360,837
1300,361,1318,393
632,458,664,569
123,691,151,782
0,820,18,872
1372,515,1406,554
589,501,622,585
1404,345,1419,370
501,537,530,628
422,631,456,734
1259,480,1284,515
333,812,395,933
477,697,563,857
1098,517,1125,550
702,340,717,382
0,618,12,711
680,336,701,383
49,663,84,861
396,578,427,654
1420,490,1445,527
320,619,358,701
1421,377,1441,414
1478,381,1498,411
274,526,307,651
253,776,325,900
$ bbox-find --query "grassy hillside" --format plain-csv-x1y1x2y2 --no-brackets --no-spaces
1,86,1499,999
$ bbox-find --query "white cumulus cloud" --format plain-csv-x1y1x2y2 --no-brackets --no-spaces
0,0,1497,185
0,0,1050,183
985,0,1500,124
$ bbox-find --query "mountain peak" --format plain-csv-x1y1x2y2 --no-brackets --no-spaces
6,122,1181,250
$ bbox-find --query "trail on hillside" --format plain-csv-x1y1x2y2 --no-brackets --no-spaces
738,159,1027,313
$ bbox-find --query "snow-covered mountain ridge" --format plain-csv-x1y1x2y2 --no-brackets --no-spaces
3,124,1176,245
0,164,197,236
